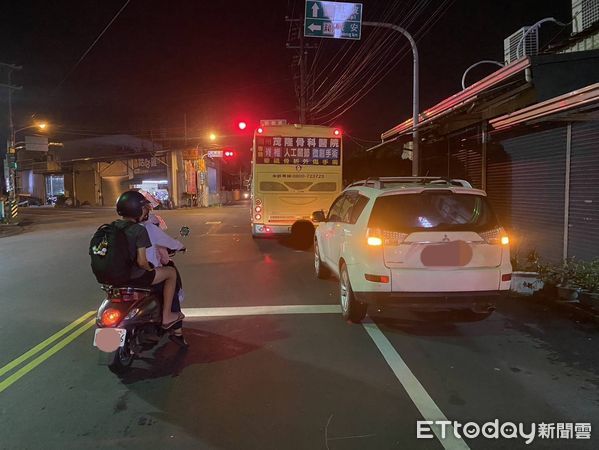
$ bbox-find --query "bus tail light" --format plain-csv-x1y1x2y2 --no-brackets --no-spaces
255,214,262,221
255,206,262,213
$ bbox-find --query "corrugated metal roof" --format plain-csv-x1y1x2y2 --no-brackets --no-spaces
490,82,599,130
381,57,532,141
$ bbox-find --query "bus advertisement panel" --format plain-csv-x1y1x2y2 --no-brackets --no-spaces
251,124,342,238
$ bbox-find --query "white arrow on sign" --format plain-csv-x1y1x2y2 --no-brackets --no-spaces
311,2,319,17
308,23,322,32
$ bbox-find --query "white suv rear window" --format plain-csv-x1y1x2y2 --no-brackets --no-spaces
368,191,500,232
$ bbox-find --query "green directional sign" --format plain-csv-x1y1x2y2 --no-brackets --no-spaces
304,1,363,40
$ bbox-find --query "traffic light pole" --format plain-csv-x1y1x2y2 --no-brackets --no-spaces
362,22,419,176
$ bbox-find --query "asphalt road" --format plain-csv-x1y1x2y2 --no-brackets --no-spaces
1,203,598,449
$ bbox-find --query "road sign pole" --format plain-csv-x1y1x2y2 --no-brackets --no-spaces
363,21,419,176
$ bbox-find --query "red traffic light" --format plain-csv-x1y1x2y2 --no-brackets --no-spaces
223,150,236,161
333,128,341,136
238,121,247,130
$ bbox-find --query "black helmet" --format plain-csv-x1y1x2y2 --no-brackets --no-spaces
116,190,150,219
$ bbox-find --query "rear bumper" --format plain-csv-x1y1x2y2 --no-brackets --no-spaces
252,222,317,236
252,223,291,235
354,290,507,311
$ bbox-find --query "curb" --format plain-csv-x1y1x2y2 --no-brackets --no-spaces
517,292,599,325
0,223,24,238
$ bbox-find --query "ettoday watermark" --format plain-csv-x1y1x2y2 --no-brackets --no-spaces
417,420,592,445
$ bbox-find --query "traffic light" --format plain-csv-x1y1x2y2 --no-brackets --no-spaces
223,149,236,162
238,121,247,130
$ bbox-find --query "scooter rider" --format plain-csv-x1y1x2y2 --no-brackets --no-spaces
115,191,184,329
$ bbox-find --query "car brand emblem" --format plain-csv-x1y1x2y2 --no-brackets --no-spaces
442,234,450,242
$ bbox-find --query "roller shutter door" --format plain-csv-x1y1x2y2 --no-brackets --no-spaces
488,127,567,262
568,122,599,261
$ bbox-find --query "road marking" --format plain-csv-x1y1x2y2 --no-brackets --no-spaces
362,317,470,450
0,310,96,378
0,318,96,394
205,221,222,224
183,304,341,317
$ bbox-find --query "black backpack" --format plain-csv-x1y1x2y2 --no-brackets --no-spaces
89,221,134,285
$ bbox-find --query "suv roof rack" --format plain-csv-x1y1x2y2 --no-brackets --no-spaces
428,178,473,188
346,177,473,190
348,176,443,189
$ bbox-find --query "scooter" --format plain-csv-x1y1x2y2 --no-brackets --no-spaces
93,226,190,373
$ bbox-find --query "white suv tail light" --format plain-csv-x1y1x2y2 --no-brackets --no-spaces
478,227,509,245
366,228,408,247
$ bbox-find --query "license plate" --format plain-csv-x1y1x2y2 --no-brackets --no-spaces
93,328,127,349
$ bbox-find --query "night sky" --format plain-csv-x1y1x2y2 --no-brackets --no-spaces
1,0,573,151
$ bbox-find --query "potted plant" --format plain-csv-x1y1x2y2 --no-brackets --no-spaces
576,259,599,308
555,258,581,302
537,261,560,298
510,248,543,295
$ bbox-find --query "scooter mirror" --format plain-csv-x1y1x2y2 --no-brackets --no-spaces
180,226,190,237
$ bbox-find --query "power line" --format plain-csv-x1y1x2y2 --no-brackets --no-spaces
52,0,131,95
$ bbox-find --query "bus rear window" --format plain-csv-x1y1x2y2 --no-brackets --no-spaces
309,182,337,192
259,182,289,192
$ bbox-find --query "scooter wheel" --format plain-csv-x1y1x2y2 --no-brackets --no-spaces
108,340,134,374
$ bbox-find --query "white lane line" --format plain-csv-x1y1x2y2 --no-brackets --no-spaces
205,221,222,224
362,317,470,450
182,304,341,317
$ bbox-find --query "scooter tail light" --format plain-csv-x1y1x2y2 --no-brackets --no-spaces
101,308,122,327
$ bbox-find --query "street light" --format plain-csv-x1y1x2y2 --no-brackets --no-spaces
209,132,217,142
363,21,420,176
14,121,49,135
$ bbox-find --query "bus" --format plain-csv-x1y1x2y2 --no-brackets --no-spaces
250,121,343,242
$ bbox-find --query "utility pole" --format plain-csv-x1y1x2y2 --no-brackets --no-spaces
286,17,318,124
1,62,23,222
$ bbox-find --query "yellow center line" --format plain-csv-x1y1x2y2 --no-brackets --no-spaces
0,310,96,378
0,318,96,394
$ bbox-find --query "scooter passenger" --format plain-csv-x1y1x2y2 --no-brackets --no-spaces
115,191,184,329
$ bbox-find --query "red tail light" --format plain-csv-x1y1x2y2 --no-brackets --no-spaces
101,308,122,327
502,273,512,282
365,274,390,283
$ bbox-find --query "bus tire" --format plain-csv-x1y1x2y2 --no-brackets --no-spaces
291,221,314,250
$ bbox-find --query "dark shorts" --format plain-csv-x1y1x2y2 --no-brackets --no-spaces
128,270,156,287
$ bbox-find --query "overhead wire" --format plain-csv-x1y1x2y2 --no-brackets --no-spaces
313,0,454,124
51,0,131,95
309,0,431,115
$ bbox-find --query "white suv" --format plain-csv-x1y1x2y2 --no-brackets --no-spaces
312,177,512,323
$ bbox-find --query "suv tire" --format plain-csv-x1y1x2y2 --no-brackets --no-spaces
340,263,367,323
314,240,330,279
